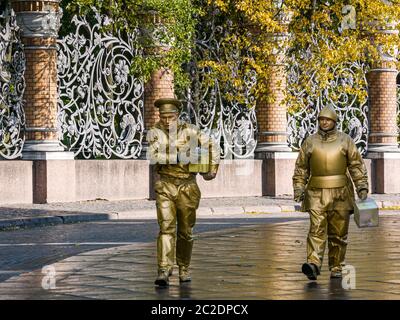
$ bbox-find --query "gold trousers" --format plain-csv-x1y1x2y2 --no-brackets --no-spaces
307,209,350,271
155,179,201,271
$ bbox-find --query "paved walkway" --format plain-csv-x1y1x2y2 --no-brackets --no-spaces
1,194,400,230
1,215,399,300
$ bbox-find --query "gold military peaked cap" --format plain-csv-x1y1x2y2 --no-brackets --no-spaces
318,105,338,122
154,98,181,114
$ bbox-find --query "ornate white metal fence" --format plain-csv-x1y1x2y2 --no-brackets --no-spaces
0,9,26,159
57,11,145,159
47,9,400,159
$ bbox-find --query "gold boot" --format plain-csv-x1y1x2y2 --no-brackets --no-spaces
179,266,191,283
330,267,342,279
155,269,170,287
302,263,320,281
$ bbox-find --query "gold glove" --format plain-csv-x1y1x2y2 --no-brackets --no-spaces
294,189,305,202
201,172,217,181
357,189,368,200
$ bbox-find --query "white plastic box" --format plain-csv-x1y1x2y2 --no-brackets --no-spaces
354,198,379,228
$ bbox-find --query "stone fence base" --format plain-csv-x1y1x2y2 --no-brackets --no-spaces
0,154,399,204
0,161,33,204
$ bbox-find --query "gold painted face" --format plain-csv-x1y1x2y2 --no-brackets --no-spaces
160,112,178,129
318,116,335,131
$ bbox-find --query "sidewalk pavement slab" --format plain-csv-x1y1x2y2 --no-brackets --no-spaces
211,206,245,215
111,210,154,220
195,207,214,216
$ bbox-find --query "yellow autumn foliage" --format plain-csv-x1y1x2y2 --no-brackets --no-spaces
203,0,400,112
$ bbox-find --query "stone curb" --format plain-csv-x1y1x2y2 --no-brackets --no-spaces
0,216,63,231
0,204,293,230
59,213,117,224
0,213,117,231
0,201,398,231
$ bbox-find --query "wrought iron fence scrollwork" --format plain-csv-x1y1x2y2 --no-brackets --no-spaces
287,45,369,155
0,9,26,159
57,10,145,159
179,9,258,159
56,9,398,160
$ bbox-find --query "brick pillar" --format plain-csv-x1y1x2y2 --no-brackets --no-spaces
255,10,291,155
253,10,296,197
11,0,70,157
365,22,400,193
21,37,61,149
256,64,290,151
367,68,399,151
12,0,75,203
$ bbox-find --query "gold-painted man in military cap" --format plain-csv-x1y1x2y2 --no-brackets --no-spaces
293,105,369,280
147,98,219,286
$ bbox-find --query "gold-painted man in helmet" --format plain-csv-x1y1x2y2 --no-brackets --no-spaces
147,98,220,287
293,106,369,280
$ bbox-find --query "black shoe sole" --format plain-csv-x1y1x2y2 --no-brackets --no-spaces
179,278,192,283
155,279,169,287
302,264,317,280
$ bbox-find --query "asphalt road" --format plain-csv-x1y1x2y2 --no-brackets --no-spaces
0,216,306,283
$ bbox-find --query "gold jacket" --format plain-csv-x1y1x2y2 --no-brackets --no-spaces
147,121,220,179
293,128,369,211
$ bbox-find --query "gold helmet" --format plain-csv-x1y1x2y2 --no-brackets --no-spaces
154,98,181,114
318,106,338,122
